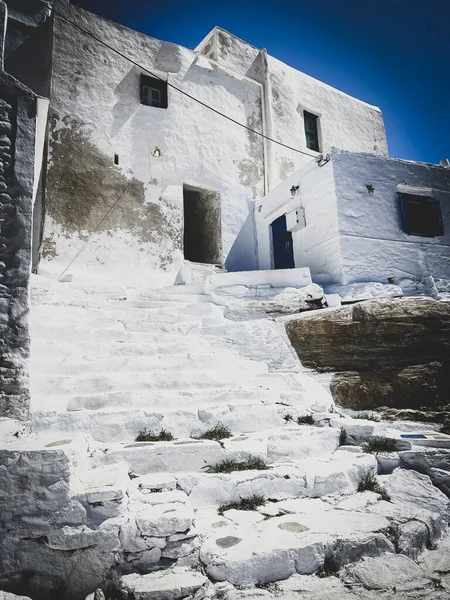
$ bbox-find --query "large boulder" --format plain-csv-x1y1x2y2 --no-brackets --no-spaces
285,298,450,412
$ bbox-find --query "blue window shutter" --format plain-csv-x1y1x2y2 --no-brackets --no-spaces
428,199,444,237
398,195,410,233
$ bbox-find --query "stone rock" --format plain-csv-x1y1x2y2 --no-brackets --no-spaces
397,520,430,558
117,567,208,599
331,363,447,411
199,509,392,585
128,547,162,570
0,593,33,600
285,298,450,412
378,468,450,521
400,448,450,496
136,504,194,537
326,282,403,303
343,554,433,591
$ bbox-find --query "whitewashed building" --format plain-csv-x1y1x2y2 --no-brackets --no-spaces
246,149,450,285
5,1,388,282
3,0,448,287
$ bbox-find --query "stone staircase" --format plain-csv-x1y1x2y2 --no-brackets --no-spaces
1,273,449,599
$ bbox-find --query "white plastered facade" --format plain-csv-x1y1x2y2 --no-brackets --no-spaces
254,149,450,285
39,6,387,282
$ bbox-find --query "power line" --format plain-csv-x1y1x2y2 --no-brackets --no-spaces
32,0,315,158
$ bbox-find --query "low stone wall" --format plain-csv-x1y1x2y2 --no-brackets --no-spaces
0,69,36,420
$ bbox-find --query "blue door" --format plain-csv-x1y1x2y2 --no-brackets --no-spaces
271,214,295,269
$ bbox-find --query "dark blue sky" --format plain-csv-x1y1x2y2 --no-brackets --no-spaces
72,0,449,165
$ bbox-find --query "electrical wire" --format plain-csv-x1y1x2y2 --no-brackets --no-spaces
32,0,316,158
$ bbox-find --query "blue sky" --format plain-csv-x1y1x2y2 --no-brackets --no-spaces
72,0,449,165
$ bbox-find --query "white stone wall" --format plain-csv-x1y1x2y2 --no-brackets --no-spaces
40,11,388,281
332,150,450,283
212,28,388,189
253,158,343,284
42,5,265,282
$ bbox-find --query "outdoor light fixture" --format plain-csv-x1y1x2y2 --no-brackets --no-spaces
366,184,374,195
290,185,299,196
152,147,161,158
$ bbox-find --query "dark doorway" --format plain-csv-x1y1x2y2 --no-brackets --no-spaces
271,214,295,269
183,185,222,264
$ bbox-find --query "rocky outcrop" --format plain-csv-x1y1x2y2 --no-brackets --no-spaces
285,298,450,413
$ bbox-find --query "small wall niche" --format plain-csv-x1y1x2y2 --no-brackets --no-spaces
114,154,119,165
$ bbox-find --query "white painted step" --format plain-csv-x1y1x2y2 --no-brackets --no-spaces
31,339,217,358
30,353,268,378
31,401,299,441
31,369,297,399
199,507,392,585
177,450,377,508
92,427,340,475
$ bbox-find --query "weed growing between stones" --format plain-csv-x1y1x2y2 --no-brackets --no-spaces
362,436,397,454
284,414,293,422
352,412,380,421
135,428,174,442
218,494,266,515
339,427,348,446
357,469,391,501
297,415,314,425
203,457,270,473
128,471,138,480
195,423,233,441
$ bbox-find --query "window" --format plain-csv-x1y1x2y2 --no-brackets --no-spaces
399,194,444,237
304,111,320,152
140,74,168,108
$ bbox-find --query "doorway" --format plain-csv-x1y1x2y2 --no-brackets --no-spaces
183,184,222,264
271,214,295,269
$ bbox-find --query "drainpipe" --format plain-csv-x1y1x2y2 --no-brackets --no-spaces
260,48,275,194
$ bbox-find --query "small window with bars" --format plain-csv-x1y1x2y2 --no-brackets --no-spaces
303,111,320,152
399,193,444,237
140,74,168,109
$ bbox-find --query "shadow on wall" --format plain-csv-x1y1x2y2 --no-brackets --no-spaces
112,67,140,138
225,205,258,272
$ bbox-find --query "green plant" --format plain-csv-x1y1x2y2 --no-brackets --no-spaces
218,494,266,515
135,428,174,442
297,415,314,425
357,469,390,501
203,457,270,474
362,436,397,454
195,423,233,441
339,427,348,446
352,412,380,422
128,471,138,480
284,414,293,422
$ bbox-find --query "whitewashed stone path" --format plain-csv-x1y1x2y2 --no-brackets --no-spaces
1,272,450,599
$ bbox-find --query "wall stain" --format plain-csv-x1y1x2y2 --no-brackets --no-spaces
272,88,284,119
41,233,58,260
236,111,264,199
279,158,294,182
46,117,182,266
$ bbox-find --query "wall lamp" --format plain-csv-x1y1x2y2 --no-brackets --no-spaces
290,185,299,196
152,147,162,158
